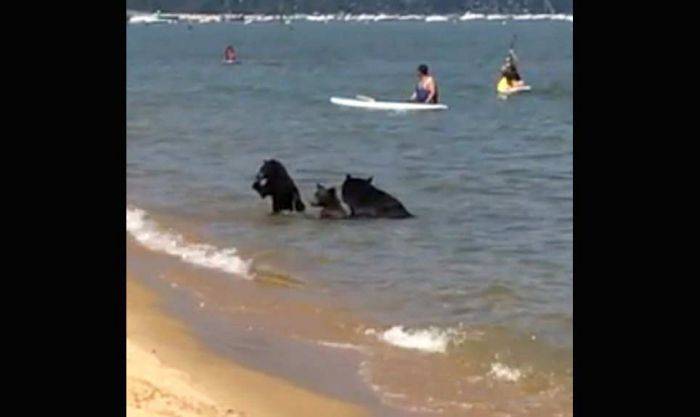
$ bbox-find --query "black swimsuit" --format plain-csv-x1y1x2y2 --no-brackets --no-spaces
414,80,438,103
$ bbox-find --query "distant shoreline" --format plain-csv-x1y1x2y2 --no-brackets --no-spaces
127,11,573,25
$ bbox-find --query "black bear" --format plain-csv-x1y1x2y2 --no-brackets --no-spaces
252,159,306,214
341,175,413,219
311,184,348,219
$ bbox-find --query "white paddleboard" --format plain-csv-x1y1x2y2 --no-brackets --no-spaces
330,97,448,111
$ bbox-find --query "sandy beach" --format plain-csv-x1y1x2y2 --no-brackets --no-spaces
127,275,368,417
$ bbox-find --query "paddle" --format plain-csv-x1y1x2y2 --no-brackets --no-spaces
495,37,515,87
507,34,526,83
508,34,519,63
355,95,376,102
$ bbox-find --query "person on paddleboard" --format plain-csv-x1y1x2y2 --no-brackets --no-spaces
223,45,237,63
410,64,439,104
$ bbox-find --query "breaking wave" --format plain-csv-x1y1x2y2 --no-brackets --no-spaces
128,12,573,25
126,207,254,279
364,325,467,353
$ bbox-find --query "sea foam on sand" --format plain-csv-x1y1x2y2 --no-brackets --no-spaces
488,362,523,382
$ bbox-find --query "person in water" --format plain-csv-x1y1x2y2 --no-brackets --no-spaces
500,50,524,87
410,64,439,104
223,45,237,63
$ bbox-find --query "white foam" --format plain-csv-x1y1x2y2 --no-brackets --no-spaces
488,362,522,382
129,12,572,25
129,15,177,24
425,15,451,22
305,14,335,22
317,340,369,353
367,325,464,353
126,207,253,279
459,12,487,20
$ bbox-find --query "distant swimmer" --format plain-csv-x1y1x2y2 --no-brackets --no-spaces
410,64,439,104
223,45,237,63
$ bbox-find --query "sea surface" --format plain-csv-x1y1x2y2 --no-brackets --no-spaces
127,20,572,417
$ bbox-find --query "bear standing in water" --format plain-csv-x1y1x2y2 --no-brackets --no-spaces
252,159,306,214
341,175,413,219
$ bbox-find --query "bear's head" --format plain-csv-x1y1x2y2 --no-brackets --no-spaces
255,159,284,182
311,183,341,208
252,159,286,197
342,174,373,198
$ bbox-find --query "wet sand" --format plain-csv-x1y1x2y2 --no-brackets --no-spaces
127,274,368,417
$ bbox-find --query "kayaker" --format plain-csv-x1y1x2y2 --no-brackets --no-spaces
411,64,439,104
223,45,237,63
500,50,524,87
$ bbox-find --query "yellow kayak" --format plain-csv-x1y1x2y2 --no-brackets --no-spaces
496,77,510,93
497,77,531,95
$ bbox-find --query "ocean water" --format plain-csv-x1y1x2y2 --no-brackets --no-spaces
127,20,572,417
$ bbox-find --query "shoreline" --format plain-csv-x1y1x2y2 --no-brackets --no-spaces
126,204,573,417
127,274,369,417
126,11,573,25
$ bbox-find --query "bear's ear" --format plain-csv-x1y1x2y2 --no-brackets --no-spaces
317,183,323,190
366,176,373,184
346,174,352,180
